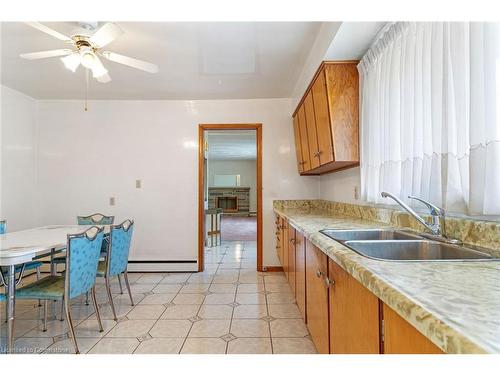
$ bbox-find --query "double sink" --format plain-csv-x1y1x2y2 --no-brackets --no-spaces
320,229,494,261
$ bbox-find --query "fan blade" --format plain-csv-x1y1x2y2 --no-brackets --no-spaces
96,73,111,83
102,51,158,73
90,22,123,48
25,22,72,42
20,49,72,60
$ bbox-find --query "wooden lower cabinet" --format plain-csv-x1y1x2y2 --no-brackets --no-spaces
328,260,380,353
382,303,444,354
287,225,296,294
305,240,330,354
295,231,306,322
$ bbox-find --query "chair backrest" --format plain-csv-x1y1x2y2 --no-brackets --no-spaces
65,226,104,299
77,213,115,225
0,220,5,234
107,220,134,277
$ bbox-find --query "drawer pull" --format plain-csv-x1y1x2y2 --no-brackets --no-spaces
290,238,296,244
316,269,323,278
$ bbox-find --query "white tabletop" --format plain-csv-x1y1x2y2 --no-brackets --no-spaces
0,225,110,266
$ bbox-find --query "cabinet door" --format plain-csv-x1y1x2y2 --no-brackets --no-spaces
282,219,289,276
324,64,359,162
329,260,380,353
311,71,334,165
297,105,311,171
292,115,304,173
287,226,296,293
304,91,320,169
295,231,306,322
306,240,329,354
382,303,444,354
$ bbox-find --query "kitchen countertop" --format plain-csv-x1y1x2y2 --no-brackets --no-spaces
274,206,500,354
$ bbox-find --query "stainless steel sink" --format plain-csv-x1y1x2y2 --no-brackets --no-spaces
343,240,493,261
320,229,423,242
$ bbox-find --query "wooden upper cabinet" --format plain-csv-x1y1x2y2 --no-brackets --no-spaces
292,61,359,175
304,91,320,169
329,259,380,354
325,63,359,163
312,70,334,165
292,116,304,173
297,106,311,171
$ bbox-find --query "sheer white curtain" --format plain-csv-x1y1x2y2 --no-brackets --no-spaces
359,22,500,215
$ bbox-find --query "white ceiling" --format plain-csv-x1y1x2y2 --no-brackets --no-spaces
325,21,386,60
206,130,256,160
1,22,322,100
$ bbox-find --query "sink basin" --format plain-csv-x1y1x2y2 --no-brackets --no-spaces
343,240,493,261
320,229,422,242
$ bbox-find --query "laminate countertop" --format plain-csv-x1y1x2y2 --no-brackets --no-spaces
274,206,500,354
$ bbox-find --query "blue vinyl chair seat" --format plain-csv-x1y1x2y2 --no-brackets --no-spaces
0,294,5,301
15,276,65,300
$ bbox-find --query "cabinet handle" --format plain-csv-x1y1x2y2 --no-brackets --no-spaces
316,269,323,278
290,238,296,244
324,277,334,288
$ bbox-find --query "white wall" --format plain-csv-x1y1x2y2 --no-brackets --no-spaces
0,85,37,231
35,98,319,266
319,167,361,204
207,159,257,212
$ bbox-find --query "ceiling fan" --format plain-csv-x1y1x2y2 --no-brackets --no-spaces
20,22,159,83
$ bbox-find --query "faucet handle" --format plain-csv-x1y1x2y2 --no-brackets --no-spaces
407,195,444,216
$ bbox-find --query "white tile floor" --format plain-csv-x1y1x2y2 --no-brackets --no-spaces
0,240,317,354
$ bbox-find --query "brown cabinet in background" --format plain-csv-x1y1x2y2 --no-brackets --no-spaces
292,61,359,175
329,259,380,353
305,240,330,354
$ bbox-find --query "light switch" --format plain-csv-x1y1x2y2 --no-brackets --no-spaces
136,180,142,189
110,197,116,206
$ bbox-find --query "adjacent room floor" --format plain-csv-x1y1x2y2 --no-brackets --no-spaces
0,240,316,354
220,216,257,242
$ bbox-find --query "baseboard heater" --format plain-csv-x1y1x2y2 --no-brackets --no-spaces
127,260,198,272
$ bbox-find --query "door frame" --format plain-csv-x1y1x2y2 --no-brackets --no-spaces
198,123,263,272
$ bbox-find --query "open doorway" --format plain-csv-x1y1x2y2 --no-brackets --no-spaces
198,124,262,272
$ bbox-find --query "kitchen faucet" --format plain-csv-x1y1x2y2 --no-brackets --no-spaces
380,192,452,241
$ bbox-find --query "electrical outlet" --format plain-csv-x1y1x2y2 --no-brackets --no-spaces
354,186,360,200
110,197,116,206
136,179,142,189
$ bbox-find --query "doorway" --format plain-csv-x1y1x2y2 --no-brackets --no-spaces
198,124,263,272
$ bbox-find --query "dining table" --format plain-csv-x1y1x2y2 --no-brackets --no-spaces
0,224,110,353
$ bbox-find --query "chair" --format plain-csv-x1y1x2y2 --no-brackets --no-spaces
52,213,118,300
97,219,134,321
15,226,105,354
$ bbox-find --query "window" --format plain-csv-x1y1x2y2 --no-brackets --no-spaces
359,22,500,215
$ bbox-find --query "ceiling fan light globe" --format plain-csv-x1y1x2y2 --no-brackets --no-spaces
61,53,80,72
80,51,96,69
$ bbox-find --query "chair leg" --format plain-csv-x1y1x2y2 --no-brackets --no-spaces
117,273,124,294
60,297,64,321
91,286,104,332
42,300,48,332
123,271,134,306
105,276,118,321
36,267,42,307
64,299,79,354
85,291,89,306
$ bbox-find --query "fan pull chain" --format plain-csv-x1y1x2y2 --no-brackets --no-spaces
84,68,89,111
